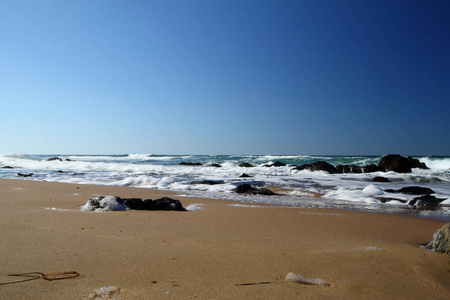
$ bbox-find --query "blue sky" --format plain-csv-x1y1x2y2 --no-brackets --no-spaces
1,0,449,155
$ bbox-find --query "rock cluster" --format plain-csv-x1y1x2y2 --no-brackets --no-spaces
81,195,185,212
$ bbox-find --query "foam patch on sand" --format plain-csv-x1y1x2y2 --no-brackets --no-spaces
185,203,206,211
228,204,270,208
285,272,332,287
299,211,344,216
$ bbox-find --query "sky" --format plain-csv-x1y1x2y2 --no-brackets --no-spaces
0,0,449,156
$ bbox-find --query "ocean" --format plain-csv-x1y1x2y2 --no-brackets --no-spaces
1,154,449,220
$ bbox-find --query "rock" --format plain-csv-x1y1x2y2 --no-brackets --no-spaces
336,165,362,173
239,163,254,168
235,184,276,195
240,173,251,178
398,186,435,195
292,161,338,174
408,195,443,208
208,163,222,168
82,196,186,211
190,180,224,185
17,173,33,177
2,166,13,169
264,161,287,167
179,162,202,166
65,159,73,161
122,198,143,210
362,164,385,173
373,176,391,182
152,197,185,211
378,154,428,173
421,223,450,255
46,157,63,161
235,184,253,194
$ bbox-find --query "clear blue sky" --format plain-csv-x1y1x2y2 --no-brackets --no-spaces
1,0,449,155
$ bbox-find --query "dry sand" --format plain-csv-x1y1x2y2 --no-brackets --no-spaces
0,178,449,299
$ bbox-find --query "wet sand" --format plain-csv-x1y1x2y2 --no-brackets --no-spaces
0,179,448,299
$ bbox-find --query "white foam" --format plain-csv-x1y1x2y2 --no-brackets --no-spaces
81,196,127,212
285,272,331,287
185,203,205,211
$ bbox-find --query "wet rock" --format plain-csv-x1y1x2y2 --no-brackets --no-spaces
408,195,443,208
235,183,276,195
46,157,63,161
292,161,338,174
336,165,362,173
122,198,143,210
264,161,287,167
378,154,428,173
421,223,450,255
151,197,185,211
2,166,13,169
65,158,73,161
190,180,224,185
373,176,391,182
208,163,222,168
240,173,251,178
179,162,202,166
17,173,33,177
239,163,254,168
362,164,385,173
397,186,434,195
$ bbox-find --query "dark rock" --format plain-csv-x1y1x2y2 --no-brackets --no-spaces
46,157,63,161
264,161,287,167
58,170,65,173
336,165,362,173
152,197,185,211
179,162,203,166
122,198,143,210
190,180,224,185
421,223,450,255
240,173,251,178
17,173,33,177
378,154,428,173
362,164,386,173
65,159,73,161
239,163,254,168
373,176,391,182
235,183,276,195
2,166,13,169
409,195,443,208
398,186,434,195
235,183,254,194
292,161,338,174
208,164,222,168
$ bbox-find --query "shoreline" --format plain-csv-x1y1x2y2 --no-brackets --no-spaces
0,178,449,299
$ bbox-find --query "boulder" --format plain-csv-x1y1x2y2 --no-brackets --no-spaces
292,161,338,174
408,195,443,208
239,163,254,168
362,164,385,173
235,184,276,195
46,157,63,161
179,162,202,166
82,196,186,211
2,166,13,169
336,165,362,174
373,176,391,182
264,161,287,167
190,180,224,185
208,163,222,168
240,173,251,178
421,223,450,255
17,173,33,177
384,186,435,195
378,154,428,173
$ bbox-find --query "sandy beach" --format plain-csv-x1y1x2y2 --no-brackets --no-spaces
0,178,448,299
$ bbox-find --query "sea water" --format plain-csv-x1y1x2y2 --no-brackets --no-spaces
1,154,449,220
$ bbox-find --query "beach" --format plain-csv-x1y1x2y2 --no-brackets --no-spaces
0,178,448,299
